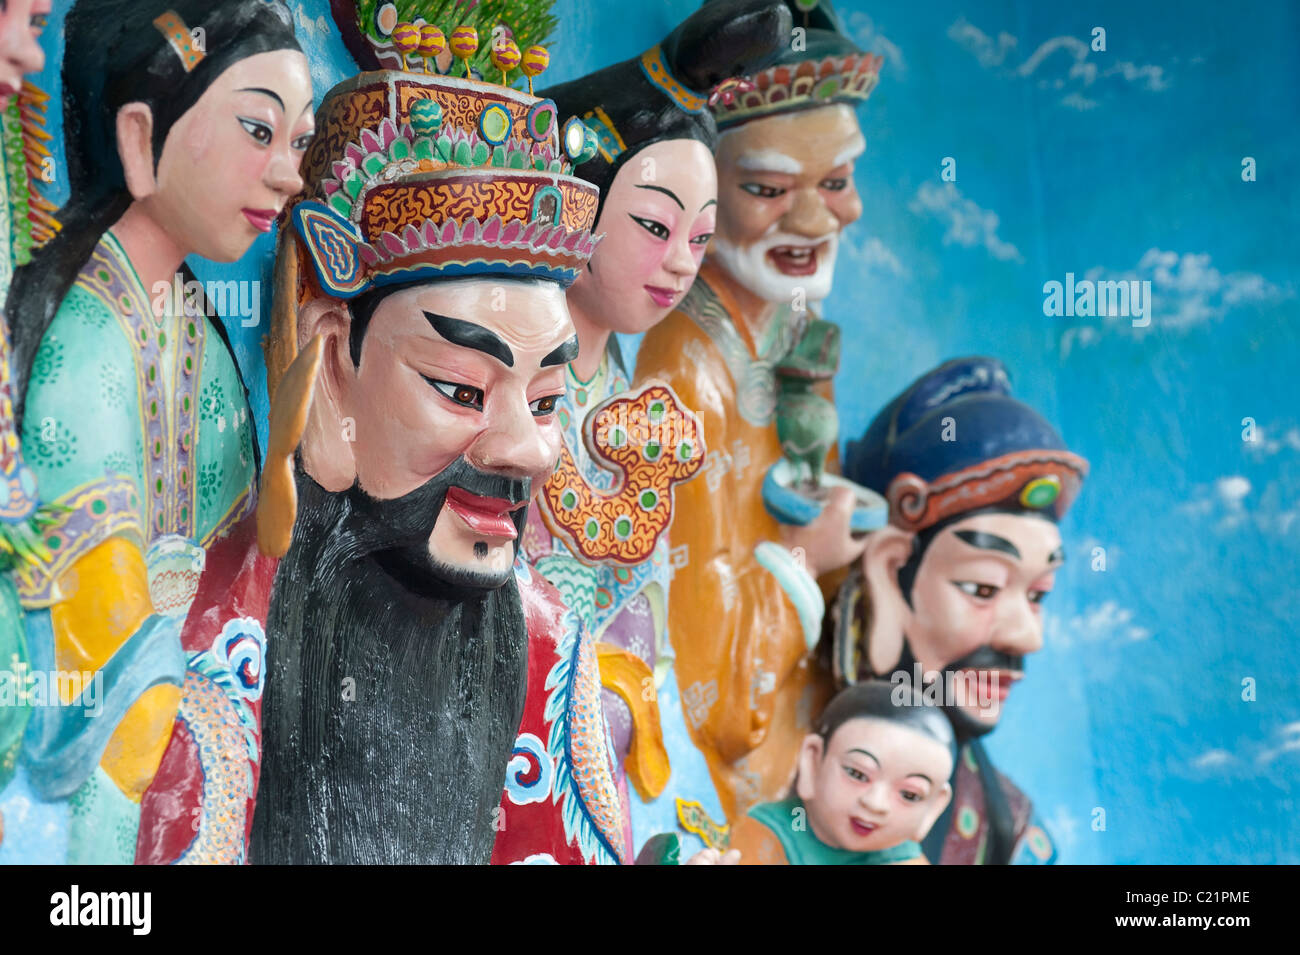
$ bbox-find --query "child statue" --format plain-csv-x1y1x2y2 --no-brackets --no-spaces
727,680,955,864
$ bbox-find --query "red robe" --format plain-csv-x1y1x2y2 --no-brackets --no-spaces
134,515,276,864
491,560,631,865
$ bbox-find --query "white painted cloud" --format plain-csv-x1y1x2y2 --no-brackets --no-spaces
843,234,907,278
294,9,330,39
947,17,1016,69
1047,599,1152,649
909,182,1022,263
1192,749,1236,770
1192,725,1300,777
949,17,1171,109
1244,422,1300,459
1180,475,1300,536
847,12,906,76
1060,249,1290,345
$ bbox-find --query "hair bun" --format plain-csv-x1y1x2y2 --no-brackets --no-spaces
661,0,793,93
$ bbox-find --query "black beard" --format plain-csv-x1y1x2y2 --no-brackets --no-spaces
345,456,531,596
250,464,531,865
893,642,1024,742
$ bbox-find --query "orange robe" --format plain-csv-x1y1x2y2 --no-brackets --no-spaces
633,262,836,821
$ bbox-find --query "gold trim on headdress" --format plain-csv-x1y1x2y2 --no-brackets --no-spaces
712,52,883,129
154,11,205,73
639,45,707,114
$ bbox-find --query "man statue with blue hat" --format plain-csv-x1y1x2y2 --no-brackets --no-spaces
836,357,1089,864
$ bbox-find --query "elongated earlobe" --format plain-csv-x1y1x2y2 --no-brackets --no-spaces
296,297,358,492
861,525,917,675
116,103,158,200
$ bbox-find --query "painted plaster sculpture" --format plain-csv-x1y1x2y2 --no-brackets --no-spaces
633,0,884,821
252,29,632,863
728,681,954,864
532,0,791,855
333,0,556,82
0,0,311,864
836,356,1089,864
0,0,53,854
767,317,884,531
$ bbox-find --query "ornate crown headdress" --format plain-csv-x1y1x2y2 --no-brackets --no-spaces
289,66,602,298
710,51,882,129
707,0,883,130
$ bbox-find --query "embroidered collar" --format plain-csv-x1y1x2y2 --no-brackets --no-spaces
677,263,807,426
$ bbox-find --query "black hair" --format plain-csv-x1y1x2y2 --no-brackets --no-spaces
541,0,791,217
6,0,300,428
815,680,957,765
897,505,1059,607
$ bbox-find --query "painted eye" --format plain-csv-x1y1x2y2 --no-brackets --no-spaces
291,131,316,152
954,581,1000,600
843,765,868,783
31,14,48,31
690,232,713,246
629,215,669,240
238,117,273,146
819,177,849,191
1027,589,1049,604
740,182,785,199
529,394,562,417
425,378,484,410
374,2,398,37
900,790,922,803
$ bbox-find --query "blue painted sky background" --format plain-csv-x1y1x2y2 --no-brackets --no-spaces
28,0,1298,862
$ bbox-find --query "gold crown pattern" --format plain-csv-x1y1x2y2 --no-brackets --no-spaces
292,70,602,297
710,51,883,128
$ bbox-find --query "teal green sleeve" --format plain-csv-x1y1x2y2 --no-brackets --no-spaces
0,575,28,791
193,327,256,540
21,285,145,512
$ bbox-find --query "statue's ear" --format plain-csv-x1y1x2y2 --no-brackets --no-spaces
914,781,953,842
116,103,157,200
794,733,824,804
296,293,358,492
861,525,916,675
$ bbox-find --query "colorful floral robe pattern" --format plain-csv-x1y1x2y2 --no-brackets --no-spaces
0,233,268,864
491,559,629,865
520,346,726,857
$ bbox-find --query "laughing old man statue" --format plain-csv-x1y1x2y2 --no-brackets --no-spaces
249,61,632,864
634,0,884,820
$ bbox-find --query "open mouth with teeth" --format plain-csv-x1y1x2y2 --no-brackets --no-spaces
767,243,824,276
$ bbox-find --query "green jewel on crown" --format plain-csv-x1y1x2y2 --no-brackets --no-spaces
323,112,585,221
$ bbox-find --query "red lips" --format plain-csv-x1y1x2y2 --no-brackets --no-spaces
644,285,681,308
850,818,879,837
444,487,523,540
242,208,277,233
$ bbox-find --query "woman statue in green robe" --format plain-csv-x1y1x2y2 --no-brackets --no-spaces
0,0,313,863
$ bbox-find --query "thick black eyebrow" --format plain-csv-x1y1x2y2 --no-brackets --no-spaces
953,529,1021,560
423,311,514,367
905,773,934,784
700,198,717,210
540,335,579,368
634,184,684,210
239,87,285,112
